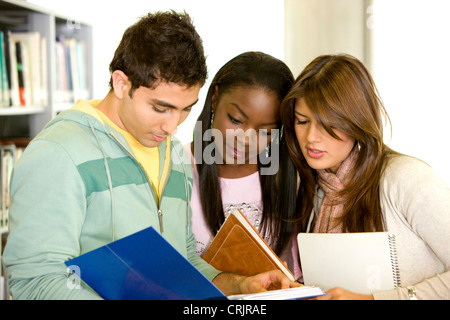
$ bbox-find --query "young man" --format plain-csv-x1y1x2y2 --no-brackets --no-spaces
3,11,296,299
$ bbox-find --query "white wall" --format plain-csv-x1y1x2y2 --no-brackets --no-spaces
372,0,450,185
29,0,285,145
284,0,368,77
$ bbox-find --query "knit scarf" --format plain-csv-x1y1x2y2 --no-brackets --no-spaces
314,146,359,233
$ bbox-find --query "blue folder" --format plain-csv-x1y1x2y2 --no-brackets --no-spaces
65,227,226,300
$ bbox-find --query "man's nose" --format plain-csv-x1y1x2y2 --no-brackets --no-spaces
161,113,180,135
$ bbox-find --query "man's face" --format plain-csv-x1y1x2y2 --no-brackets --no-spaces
116,80,201,148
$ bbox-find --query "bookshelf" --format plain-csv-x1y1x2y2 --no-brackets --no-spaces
0,0,93,138
0,0,93,300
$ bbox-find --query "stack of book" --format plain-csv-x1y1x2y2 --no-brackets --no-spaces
0,143,14,232
54,36,89,104
0,138,29,233
0,30,47,108
0,30,89,109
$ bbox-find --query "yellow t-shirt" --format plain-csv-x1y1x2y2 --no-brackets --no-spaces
95,110,163,196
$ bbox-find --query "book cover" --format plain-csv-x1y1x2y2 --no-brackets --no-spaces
0,143,15,229
39,36,48,106
55,37,69,103
7,34,19,107
65,226,226,300
14,41,25,106
0,31,11,108
75,40,88,100
297,232,401,294
9,32,43,107
203,209,295,281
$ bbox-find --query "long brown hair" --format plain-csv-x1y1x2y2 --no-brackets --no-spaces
281,54,398,232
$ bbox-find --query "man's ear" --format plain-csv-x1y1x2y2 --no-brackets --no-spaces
111,70,129,99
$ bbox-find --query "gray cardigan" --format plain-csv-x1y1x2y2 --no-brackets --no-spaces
306,155,450,299
373,155,450,299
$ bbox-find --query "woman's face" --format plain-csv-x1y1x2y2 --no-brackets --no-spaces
212,86,280,167
294,98,356,173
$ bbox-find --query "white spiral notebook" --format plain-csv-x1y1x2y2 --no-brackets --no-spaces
297,232,401,294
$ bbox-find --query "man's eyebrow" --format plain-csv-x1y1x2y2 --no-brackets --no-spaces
153,99,199,110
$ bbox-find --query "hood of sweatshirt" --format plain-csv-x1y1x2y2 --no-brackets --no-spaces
44,99,174,241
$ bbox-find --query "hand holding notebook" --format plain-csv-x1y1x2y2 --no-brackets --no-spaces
297,232,400,295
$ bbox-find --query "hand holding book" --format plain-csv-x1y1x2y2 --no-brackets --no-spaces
213,268,298,297
297,232,400,295
203,209,295,281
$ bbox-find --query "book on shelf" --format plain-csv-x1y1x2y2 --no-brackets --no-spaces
14,41,26,106
7,32,19,107
40,36,48,106
3,30,92,110
0,138,29,231
66,226,323,300
55,36,88,104
4,31,48,108
0,31,11,108
12,31,46,106
0,143,15,230
203,209,296,281
297,232,401,294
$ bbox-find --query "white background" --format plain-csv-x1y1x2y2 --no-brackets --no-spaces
372,0,450,186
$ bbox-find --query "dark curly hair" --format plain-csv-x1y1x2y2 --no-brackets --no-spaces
109,10,207,96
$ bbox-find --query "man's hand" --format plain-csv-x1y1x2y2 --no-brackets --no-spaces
212,270,300,296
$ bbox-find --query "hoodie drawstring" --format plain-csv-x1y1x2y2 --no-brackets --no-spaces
87,117,192,241
87,118,116,242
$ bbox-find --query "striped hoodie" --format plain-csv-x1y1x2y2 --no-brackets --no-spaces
3,99,220,299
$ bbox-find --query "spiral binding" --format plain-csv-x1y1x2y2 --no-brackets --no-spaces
388,233,401,287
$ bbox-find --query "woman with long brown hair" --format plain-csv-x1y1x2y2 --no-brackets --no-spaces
281,54,450,299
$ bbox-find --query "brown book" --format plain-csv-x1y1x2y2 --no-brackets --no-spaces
203,209,295,281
